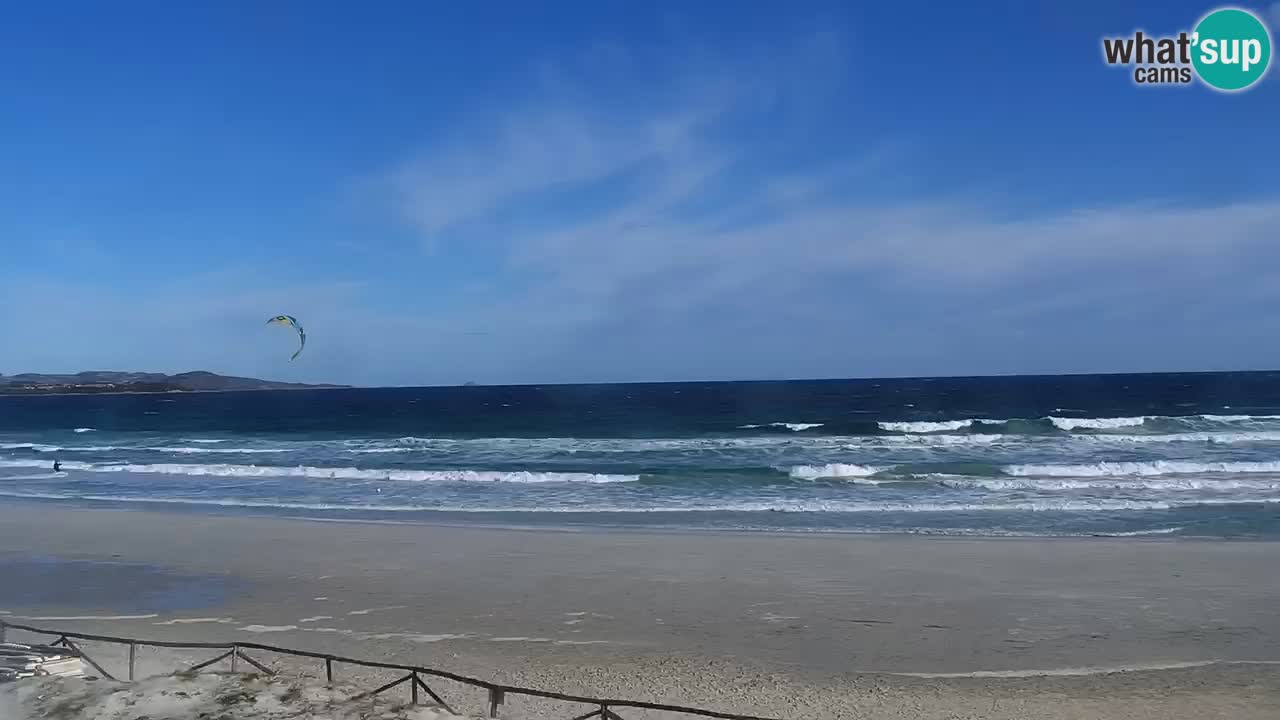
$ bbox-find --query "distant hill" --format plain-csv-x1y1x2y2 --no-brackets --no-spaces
0,370,347,394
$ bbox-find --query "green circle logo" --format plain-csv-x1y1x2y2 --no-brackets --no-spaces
1191,8,1272,91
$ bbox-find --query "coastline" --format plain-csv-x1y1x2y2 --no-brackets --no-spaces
0,385,352,398
3,503,1279,718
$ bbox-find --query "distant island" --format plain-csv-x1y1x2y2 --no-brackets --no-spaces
0,371,348,395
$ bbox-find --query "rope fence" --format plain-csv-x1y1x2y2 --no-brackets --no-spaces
0,620,784,720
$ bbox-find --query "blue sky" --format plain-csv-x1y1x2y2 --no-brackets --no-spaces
1,1,1278,386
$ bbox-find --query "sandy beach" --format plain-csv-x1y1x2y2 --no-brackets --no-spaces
2,503,1279,719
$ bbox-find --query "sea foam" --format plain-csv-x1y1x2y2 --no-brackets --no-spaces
0,459,636,484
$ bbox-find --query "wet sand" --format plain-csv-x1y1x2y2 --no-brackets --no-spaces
1,504,1279,719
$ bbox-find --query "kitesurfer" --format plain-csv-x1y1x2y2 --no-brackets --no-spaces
266,315,307,361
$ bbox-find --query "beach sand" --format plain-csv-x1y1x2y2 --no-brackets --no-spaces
0,672,463,720
1,504,1279,719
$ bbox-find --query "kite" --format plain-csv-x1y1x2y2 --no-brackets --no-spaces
267,315,306,361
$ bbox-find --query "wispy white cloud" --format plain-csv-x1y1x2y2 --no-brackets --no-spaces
361,35,1280,382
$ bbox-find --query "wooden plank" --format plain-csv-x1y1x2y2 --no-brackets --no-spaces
350,673,413,702
236,649,275,676
61,639,115,682
187,649,234,673
415,674,456,715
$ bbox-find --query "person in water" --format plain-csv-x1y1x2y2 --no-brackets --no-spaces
53,460,61,473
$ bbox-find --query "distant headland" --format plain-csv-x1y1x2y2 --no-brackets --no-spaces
0,371,348,395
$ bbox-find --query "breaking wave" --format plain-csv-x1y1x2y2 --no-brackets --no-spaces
871,413,1280,437
1048,416,1146,431
1006,460,1280,477
0,489,1262,515
939,476,1280,491
0,459,636,484
789,463,886,480
1,444,283,454
737,422,825,432
878,420,977,433
787,459,1280,482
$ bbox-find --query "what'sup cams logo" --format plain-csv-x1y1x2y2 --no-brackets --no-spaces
1102,6,1272,91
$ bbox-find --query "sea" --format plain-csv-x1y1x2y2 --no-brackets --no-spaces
3,372,1280,538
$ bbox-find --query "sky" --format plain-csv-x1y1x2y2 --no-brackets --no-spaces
1,1,1279,387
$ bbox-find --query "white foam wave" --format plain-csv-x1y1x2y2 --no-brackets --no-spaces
941,476,1280,491
0,489,1240,514
363,435,855,453
1,443,281,454
1079,430,1280,444
0,459,636,484
8,613,157,621
147,446,283,454
0,442,62,452
73,428,95,433
1006,460,1280,477
788,463,885,480
1096,527,1185,537
14,422,1280,463
737,422,825,431
892,660,1280,679
878,420,974,433
873,429,1280,446
876,413,1280,437
1048,416,1146,431
240,624,298,633
877,433,1005,446
386,436,442,446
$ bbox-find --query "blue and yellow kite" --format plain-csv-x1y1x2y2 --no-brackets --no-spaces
266,315,306,361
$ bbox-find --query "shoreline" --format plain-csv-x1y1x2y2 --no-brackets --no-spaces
10,491,1280,543
0,496,1271,541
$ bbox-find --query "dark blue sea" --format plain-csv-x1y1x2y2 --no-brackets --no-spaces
3,372,1280,537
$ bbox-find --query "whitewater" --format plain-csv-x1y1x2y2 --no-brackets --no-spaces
3,374,1280,536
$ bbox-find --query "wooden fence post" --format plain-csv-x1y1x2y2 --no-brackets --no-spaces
488,688,504,718
128,642,136,681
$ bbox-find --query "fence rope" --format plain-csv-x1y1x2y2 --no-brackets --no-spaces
0,621,786,720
